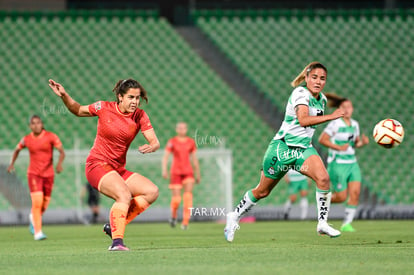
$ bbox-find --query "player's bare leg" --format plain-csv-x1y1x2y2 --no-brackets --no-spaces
124,173,159,225
331,190,347,203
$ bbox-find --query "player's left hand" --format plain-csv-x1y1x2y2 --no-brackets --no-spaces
139,144,153,154
361,134,369,145
56,163,63,173
196,174,201,184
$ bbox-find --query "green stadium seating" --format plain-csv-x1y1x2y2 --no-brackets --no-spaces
0,11,274,210
194,9,414,204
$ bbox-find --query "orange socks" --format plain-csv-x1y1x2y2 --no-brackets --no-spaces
125,196,150,225
170,195,181,219
30,192,44,234
182,192,193,226
109,202,129,240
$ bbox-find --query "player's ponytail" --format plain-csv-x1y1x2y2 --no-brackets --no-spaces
112,79,148,105
291,62,328,87
325,93,349,108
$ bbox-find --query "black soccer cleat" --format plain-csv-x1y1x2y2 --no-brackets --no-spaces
103,223,112,239
169,218,177,228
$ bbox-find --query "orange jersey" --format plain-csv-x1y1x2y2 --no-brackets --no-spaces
87,101,153,169
17,130,62,177
166,137,196,175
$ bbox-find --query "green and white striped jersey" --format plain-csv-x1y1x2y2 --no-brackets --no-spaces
287,169,307,182
324,118,360,164
274,86,327,148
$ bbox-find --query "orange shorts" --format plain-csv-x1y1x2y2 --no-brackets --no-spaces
85,160,133,191
169,173,194,189
27,174,54,197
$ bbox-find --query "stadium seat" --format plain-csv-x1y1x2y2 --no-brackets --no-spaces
194,9,414,204
0,10,273,210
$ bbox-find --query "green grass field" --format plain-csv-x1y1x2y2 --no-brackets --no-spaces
2,221,414,274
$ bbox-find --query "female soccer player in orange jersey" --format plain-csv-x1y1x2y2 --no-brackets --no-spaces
8,115,65,241
162,122,200,230
48,78,160,251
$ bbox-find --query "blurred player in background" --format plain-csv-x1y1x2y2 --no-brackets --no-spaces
283,169,309,220
225,62,345,242
7,115,65,240
81,182,101,224
162,122,200,230
49,78,160,251
319,94,369,232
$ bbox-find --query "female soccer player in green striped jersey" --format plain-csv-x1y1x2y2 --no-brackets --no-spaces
225,62,344,242
319,94,369,232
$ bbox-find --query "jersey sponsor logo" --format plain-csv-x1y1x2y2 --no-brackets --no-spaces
94,101,102,112
318,197,328,220
268,166,275,175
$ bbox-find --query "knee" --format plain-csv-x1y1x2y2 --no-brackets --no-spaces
32,199,43,208
315,174,330,190
114,189,132,204
147,185,159,203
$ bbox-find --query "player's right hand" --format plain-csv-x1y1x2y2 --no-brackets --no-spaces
48,79,67,97
162,171,169,179
330,108,345,120
7,164,14,173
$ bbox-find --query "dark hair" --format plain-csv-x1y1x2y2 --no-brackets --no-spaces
291,62,328,87
28,114,45,130
325,93,350,108
112,79,148,104
29,114,42,124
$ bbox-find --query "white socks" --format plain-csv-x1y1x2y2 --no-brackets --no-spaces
283,200,292,214
300,198,308,220
234,190,258,218
343,207,356,225
284,198,308,219
316,191,331,224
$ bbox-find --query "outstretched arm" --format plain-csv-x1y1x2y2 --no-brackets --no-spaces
7,147,22,173
48,79,92,117
139,129,160,154
296,105,344,127
191,152,201,183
